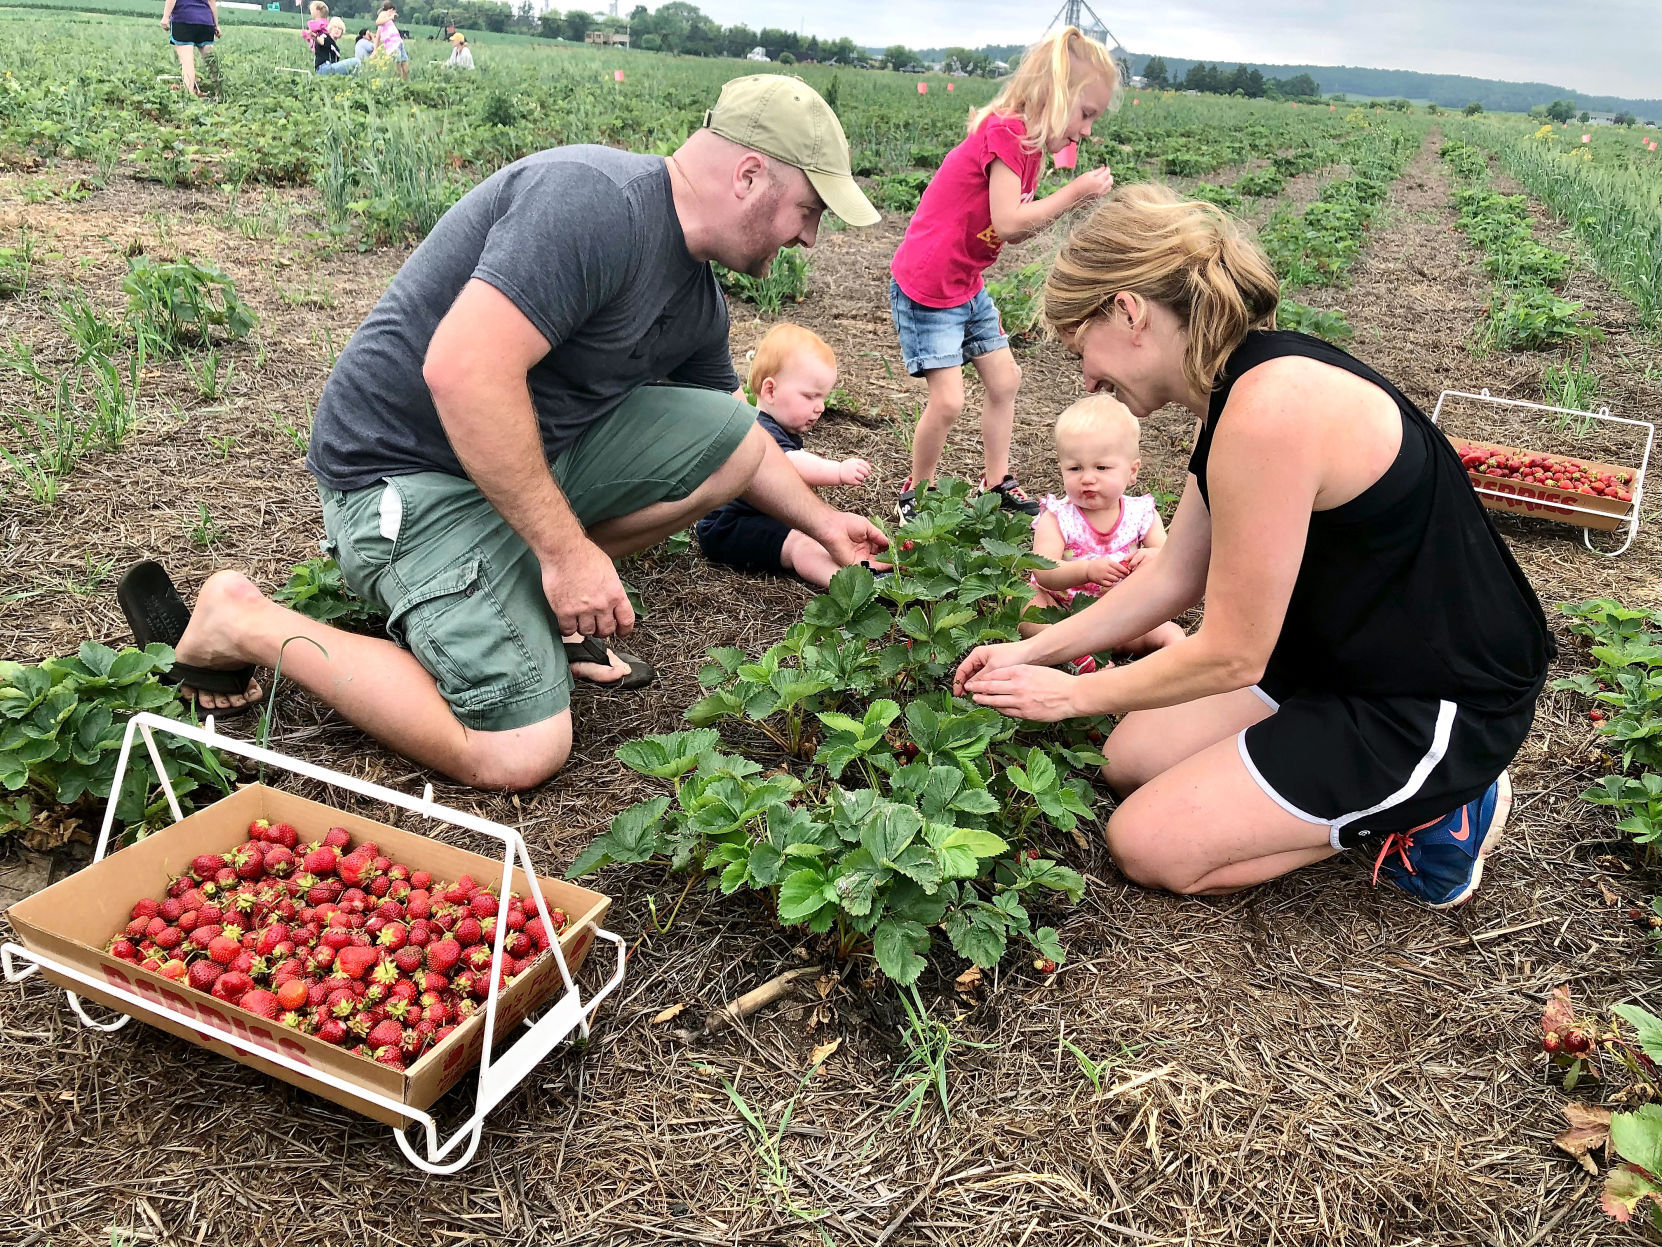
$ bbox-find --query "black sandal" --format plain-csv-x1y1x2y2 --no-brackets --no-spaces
563,636,655,691
116,561,260,717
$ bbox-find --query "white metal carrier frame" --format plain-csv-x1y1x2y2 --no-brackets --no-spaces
1431,388,1654,558
1,712,626,1174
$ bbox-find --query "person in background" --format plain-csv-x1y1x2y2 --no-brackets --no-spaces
354,26,375,61
375,1,409,79
302,0,328,51
445,32,474,70
888,25,1120,524
160,0,219,96
695,324,872,589
315,16,358,75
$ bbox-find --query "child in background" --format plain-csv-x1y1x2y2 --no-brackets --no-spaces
889,25,1122,523
1025,393,1184,667
301,0,328,51
315,16,357,74
354,26,375,61
375,1,409,79
696,325,872,589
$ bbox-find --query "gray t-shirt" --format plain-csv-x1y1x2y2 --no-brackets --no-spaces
307,146,740,493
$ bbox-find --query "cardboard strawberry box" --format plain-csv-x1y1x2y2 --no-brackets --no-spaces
6,783,610,1127
1448,436,1635,532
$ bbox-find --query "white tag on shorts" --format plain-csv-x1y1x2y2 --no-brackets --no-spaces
378,481,402,542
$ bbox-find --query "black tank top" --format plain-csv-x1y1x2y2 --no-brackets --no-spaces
1188,330,1554,715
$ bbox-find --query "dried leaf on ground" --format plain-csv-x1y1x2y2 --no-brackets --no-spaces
1555,1102,1613,1173
651,1003,686,1025
809,1038,840,1071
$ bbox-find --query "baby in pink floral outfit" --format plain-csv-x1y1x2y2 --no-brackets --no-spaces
1025,393,1184,666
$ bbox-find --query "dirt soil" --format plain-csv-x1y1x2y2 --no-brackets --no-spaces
2,134,1661,1246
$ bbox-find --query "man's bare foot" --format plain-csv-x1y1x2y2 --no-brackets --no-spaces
175,571,266,713
563,633,630,685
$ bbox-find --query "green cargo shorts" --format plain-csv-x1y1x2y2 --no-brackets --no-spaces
319,385,754,732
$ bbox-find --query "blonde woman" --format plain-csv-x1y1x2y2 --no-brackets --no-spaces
889,25,1121,523
956,184,1553,908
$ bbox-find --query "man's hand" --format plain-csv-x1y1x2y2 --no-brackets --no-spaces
953,640,1034,697
818,510,890,567
1087,556,1130,585
839,457,873,487
542,538,634,638
963,663,1079,721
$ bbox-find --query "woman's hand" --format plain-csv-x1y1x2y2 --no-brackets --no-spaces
953,640,1033,697
963,664,1080,722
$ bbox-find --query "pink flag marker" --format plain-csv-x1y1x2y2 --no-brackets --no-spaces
613,69,624,82
946,82,954,91
1053,142,1078,169
1582,133,1591,143
1132,97,1139,105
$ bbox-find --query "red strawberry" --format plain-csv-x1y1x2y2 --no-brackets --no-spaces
394,947,424,975
525,917,548,948
303,846,339,876
336,946,380,980
367,1019,404,1049
378,922,408,951
411,871,432,890
453,916,483,948
276,979,310,1011
470,893,498,919
390,979,418,1002
372,1046,406,1070
388,864,410,883
421,971,450,994
337,853,373,887
425,939,462,975
465,945,494,972
323,826,351,849
316,1018,348,1045
167,875,193,899
239,989,281,1020
198,903,223,925
368,876,392,898
507,932,532,959
249,818,272,838
110,939,140,962
213,971,254,1002
374,899,405,923
153,927,183,951
270,822,299,849
158,898,183,922
208,935,242,965
190,855,225,880
400,1027,425,1059
159,959,188,981
264,847,297,877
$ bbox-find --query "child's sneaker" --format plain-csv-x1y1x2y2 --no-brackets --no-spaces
979,474,1041,516
896,477,927,525
1369,772,1511,909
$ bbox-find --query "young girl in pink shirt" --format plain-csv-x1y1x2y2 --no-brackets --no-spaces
889,26,1121,523
1026,393,1184,668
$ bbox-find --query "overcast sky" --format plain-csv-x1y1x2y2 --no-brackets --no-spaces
683,0,1658,99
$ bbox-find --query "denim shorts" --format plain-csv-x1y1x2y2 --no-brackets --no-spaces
888,279,1009,377
318,384,754,732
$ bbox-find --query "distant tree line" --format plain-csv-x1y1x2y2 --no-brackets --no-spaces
1139,56,1319,101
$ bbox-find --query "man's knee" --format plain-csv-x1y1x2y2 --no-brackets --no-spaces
692,422,768,507
461,714,572,792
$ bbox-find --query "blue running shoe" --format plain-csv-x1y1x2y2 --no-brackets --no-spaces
1370,771,1511,909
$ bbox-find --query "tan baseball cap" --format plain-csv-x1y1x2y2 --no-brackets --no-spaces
703,74,880,227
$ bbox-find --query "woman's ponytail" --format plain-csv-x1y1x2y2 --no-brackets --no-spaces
1044,184,1280,397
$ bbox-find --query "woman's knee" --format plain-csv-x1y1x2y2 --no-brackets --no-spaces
1100,725,1160,798
1105,806,1194,893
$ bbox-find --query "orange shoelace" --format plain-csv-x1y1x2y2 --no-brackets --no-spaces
1370,814,1447,886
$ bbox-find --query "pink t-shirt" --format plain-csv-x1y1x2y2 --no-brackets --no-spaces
890,114,1044,309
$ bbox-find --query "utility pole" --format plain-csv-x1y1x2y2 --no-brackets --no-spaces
1047,0,1131,84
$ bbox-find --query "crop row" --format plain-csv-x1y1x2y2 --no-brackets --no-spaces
1457,119,1662,326
1438,137,1595,351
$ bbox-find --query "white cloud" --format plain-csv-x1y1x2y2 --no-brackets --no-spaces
685,0,1659,100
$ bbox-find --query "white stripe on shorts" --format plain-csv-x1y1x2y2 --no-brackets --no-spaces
1237,699,1459,851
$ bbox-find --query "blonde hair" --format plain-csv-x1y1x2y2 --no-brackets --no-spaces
969,27,1122,154
1044,183,1281,397
327,16,345,37
748,324,836,397
309,1,328,16
1056,392,1139,455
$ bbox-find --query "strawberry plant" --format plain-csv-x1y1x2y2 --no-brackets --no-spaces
120,255,256,353
0,641,233,847
985,262,1046,344
715,247,810,315
572,480,1104,986
275,557,388,632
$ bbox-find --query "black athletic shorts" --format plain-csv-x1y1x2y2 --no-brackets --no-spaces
169,21,217,46
695,511,790,576
1239,675,1539,850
